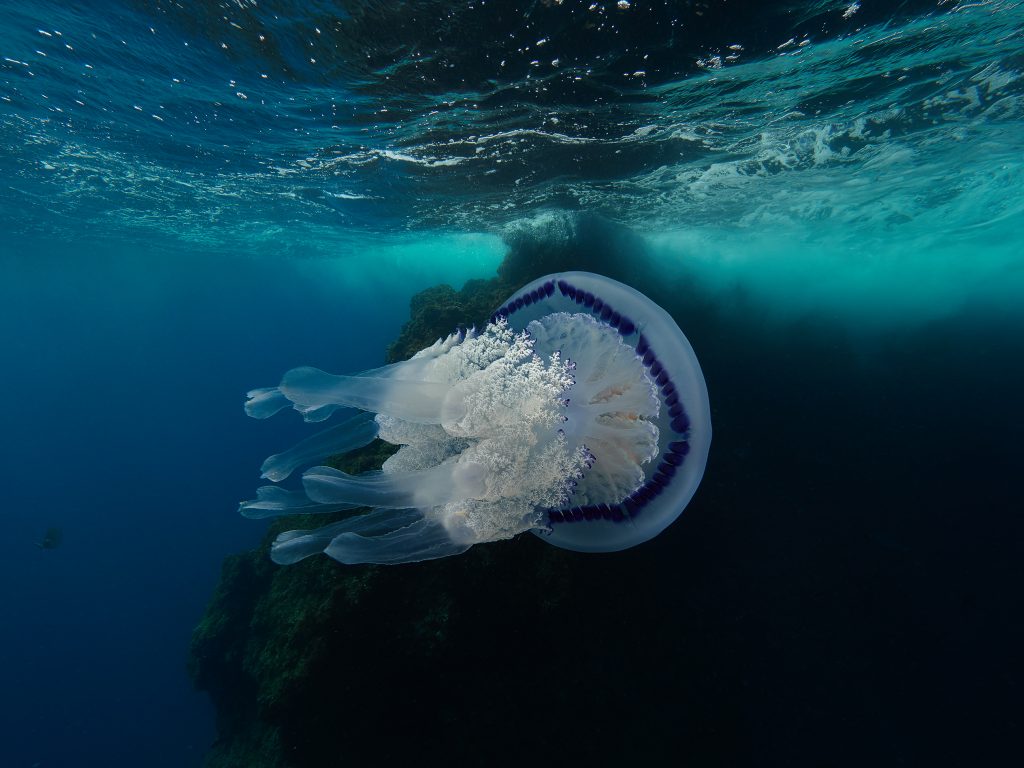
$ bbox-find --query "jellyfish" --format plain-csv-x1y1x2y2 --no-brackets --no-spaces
242,272,711,565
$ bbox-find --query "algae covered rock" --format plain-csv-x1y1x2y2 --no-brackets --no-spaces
189,218,697,767
498,211,657,289
385,277,517,363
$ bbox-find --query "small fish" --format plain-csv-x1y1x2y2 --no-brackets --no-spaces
36,527,62,549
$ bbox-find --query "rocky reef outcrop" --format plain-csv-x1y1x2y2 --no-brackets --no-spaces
189,215,697,766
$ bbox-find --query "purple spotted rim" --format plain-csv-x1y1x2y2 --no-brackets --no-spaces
491,278,691,526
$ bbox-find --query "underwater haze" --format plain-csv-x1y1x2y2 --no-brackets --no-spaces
1,1,1022,767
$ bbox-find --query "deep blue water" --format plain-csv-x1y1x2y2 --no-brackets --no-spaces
1,1,1022,766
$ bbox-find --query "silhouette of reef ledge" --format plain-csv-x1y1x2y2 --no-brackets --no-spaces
189,218,685,767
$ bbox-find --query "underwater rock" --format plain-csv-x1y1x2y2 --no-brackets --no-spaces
189,218,707,767
189,212,1024,768
498,211,657,290
386,278,517,363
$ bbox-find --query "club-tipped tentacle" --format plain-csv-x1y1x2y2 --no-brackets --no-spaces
301,461,488,509
238,485,362,519
279,367,455,424
270,508,422,564
244,387,291,419
260,411,380,482
324,516,471,565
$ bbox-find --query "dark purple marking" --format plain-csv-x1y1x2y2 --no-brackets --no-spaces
658,461,678,477
503,276,708,533
669,440,690,456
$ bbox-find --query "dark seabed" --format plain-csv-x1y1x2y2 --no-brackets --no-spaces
1,2,1022,767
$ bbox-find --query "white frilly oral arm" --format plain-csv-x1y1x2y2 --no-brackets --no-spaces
279,366,454,424
271,508,471,565
302,460,487,509
238,485,362,519
259,411,380,482
244,387,290,419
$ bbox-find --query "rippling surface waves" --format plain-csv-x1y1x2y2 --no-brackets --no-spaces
2,1,1021,284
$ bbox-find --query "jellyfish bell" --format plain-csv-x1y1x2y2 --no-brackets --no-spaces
241,271,710,565
494,272,712,553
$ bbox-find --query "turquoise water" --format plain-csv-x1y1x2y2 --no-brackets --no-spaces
1,2,1022,766
3,2,1021,320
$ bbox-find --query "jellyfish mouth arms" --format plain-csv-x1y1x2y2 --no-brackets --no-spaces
301,460,487,509
257,411,380,482
278,368,453,424
270,509,471,566
238,485,363,519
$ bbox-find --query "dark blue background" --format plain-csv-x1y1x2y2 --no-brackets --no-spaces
0,237,434,767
